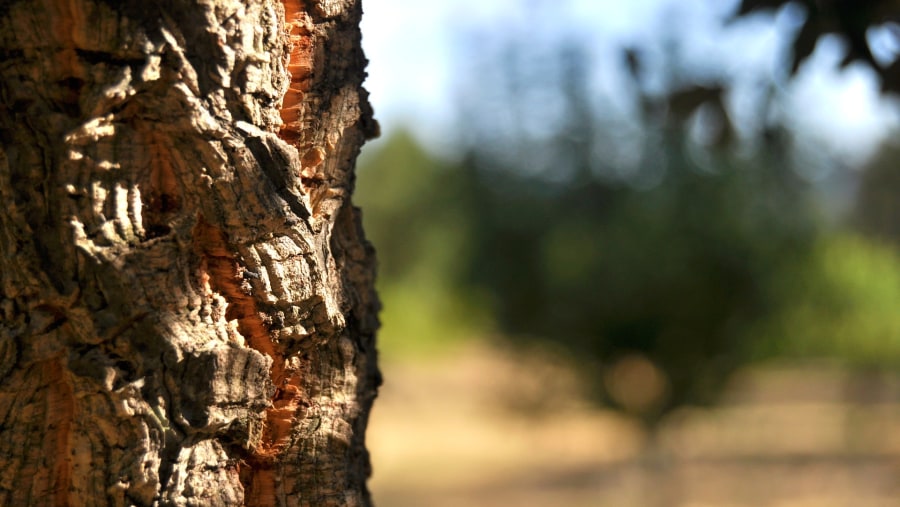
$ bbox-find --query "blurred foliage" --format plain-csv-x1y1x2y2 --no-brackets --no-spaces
357,1,900,425
753,233,900,367
355,133,491,359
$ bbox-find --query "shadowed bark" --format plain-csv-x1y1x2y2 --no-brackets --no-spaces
0,0,380,505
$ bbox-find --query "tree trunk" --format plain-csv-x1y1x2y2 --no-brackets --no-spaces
0,0,380,505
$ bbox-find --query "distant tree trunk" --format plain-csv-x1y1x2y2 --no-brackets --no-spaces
0,0,380,505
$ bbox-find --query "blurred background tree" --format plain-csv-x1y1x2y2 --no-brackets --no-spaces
453,38,824,427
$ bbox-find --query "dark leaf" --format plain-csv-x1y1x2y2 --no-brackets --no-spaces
737,0,791,16
790,16,820,74
623,47,642,84
879,59,900,93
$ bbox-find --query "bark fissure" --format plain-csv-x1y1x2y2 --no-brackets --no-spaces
192,216,307,462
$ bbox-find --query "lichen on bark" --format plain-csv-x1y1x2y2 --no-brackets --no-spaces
0,0,380,505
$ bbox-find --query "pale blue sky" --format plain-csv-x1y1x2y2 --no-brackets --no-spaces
360,0,899,167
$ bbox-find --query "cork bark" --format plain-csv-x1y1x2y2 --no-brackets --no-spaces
0,0,380,505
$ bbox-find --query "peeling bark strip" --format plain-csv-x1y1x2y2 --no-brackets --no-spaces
0,0,380,506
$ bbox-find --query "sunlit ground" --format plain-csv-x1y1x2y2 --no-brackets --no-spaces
368,342,900,507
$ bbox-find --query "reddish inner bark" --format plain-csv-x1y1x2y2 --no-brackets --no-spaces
279,0,313,146
193,217,305,504
198,1,319,502
45,358,75,507
237,3,319,501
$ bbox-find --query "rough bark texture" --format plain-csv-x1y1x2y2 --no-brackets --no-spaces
0,0,380,505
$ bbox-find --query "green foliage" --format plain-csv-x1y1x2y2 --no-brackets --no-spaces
354,132,491,359
753,233,900,367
